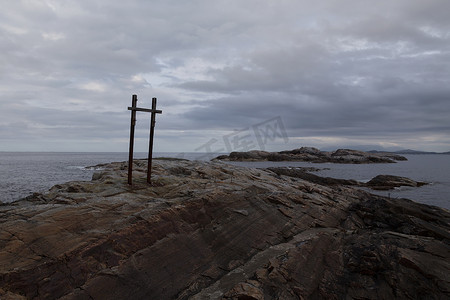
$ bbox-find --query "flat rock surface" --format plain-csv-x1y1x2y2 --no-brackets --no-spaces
215,147,407,163
0,159,448,299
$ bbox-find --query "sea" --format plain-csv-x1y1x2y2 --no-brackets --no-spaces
0,152,449,210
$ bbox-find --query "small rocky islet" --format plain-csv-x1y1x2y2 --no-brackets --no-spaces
216,147,428,191
267,167,428,191
0,151,448,299
214,147,408,163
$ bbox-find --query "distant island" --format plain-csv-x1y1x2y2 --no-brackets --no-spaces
370,149,450,155
215,147,407,163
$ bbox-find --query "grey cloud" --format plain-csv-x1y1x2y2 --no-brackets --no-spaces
1,0,449,152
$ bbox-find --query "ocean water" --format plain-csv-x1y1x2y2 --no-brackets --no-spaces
0,152,449,210
0,152,207,203
226,155,450,210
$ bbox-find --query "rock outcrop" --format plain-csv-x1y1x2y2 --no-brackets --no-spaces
0,159,448,299
367,174,428,190
215,147,407,163
268,167,428,191
267,167,361,187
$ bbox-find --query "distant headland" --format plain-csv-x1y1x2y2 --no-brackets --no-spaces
214,147,407,163
373,149,450,155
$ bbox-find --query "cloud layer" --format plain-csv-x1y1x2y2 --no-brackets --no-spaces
1,0,449,152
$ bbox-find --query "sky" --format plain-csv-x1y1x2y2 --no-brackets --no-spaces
1,0,449,154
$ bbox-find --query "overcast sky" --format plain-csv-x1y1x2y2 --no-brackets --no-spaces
1,0,449,153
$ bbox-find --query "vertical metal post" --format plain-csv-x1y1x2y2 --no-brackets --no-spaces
128,95,138,185
147,97,157,184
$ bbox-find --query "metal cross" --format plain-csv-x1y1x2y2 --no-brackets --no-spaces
127,94,162,185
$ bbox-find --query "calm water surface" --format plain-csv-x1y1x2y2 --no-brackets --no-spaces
0,152,203,203
0,152,449,210
227,154,450,210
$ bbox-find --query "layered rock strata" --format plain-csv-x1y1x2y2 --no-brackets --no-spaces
215,147,407,163
268,167,428,191
0,159,448,299
367,175,428,190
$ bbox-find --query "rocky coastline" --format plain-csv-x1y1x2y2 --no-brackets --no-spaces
0,159,449,299
215,147,407,163
267,167,429,191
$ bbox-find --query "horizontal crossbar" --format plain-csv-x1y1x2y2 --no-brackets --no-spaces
128,107,162,114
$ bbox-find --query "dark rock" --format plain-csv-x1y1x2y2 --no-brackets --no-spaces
367,175,428,190
228,151,270,161
0,160,448,299
266,153,294,161
215,147,407,163
330,149,396,163
267,167,360,187
168,166,192,176
381,153,408,161
268,168,429,192
215,155,230,160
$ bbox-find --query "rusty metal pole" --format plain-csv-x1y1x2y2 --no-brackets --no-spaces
128,95,138,185
147,97,157,184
